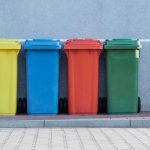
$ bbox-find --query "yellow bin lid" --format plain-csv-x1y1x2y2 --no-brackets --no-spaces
0,40,21,50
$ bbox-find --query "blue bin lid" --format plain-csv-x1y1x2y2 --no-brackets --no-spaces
24,39,61,50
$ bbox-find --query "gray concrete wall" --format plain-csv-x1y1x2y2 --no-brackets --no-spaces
0,0,150,111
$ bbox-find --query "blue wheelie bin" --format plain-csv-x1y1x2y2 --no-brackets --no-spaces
24,39,61,115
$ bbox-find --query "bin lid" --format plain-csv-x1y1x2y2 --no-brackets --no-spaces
64,39,103,50
24,39,61,50
104,39,142,50
0,40,21,50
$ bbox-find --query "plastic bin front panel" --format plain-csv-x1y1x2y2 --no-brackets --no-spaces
26,50,59,115
0,50,18,115
107,49,139,114
67,49,100,114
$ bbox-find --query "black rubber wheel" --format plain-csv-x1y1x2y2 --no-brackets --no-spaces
59,98,63,114
22,97,27,114
17,98,22,114
138,97,141,113
102,97,107,114
98,97,103,114
63,97,68,114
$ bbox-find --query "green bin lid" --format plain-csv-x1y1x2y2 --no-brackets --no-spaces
104,39,142,50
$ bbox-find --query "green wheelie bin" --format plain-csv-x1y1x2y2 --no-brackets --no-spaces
104,39,141,114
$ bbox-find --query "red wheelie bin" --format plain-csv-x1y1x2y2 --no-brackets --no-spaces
64,39,103,114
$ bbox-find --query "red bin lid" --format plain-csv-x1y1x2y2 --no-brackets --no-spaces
64,39,103,50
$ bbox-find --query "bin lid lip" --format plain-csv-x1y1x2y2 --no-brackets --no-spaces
64,39,103,50
104,39,142,50
24,39,61,50
0,39,21,50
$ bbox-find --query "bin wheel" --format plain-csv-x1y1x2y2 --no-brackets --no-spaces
138,97,141,113
17,98,22,114
59,98,63,114
98,97,103,114
22,97,27,114
102,97,107,114
63,98,68,114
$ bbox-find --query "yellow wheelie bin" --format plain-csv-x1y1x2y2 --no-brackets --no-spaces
0,40,21,115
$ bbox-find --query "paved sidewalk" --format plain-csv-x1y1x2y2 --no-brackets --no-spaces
0,128,150,150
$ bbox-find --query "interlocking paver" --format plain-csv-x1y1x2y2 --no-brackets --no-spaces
64,128,81,150
0,128,150,150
